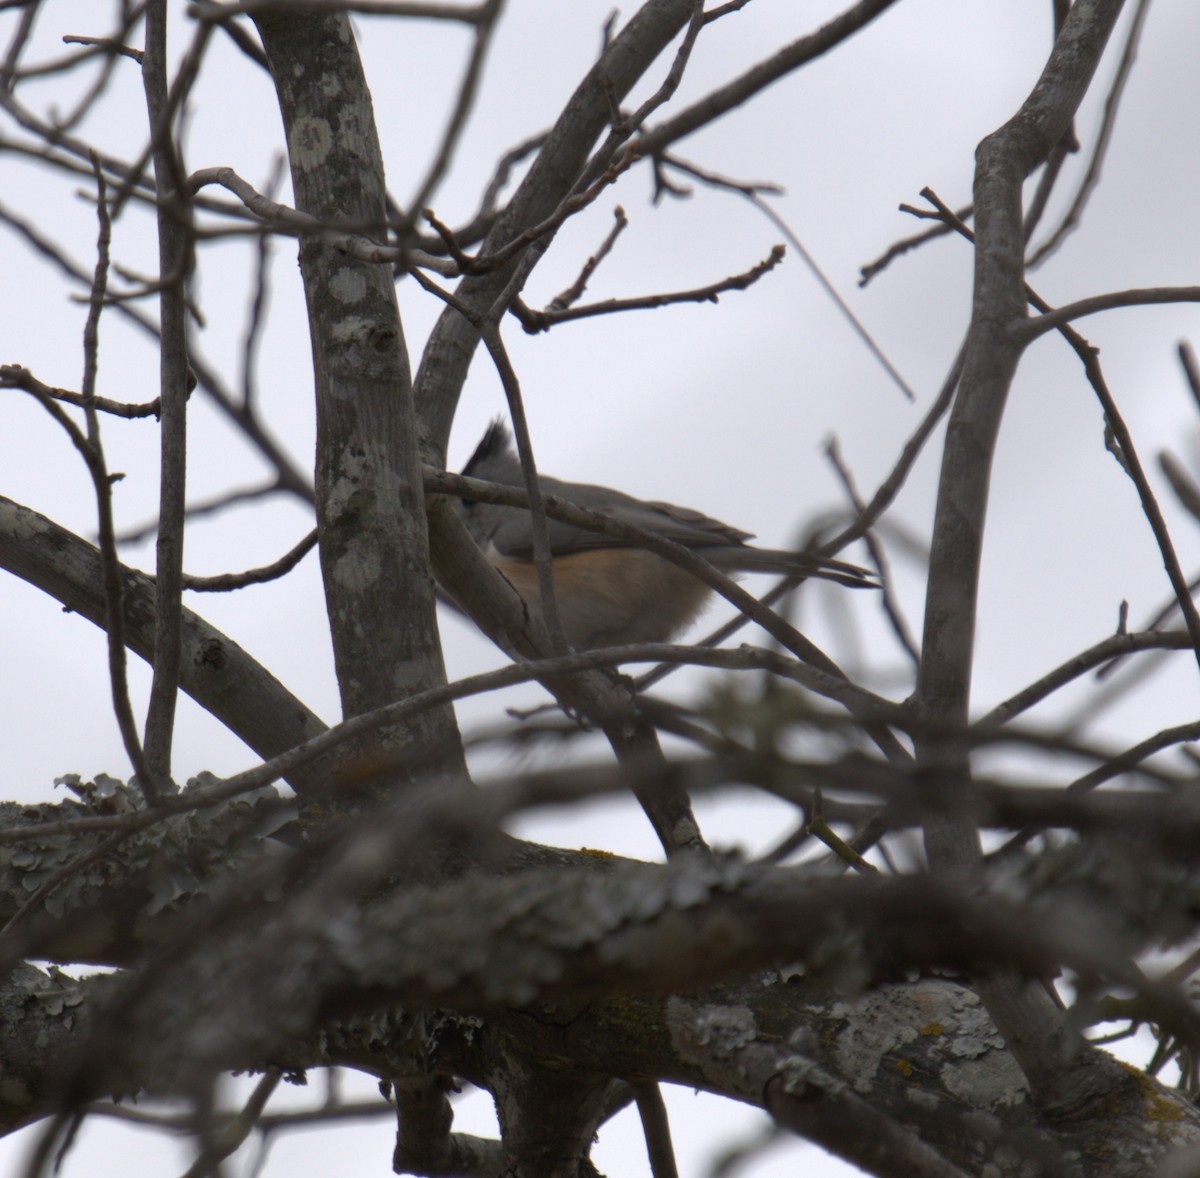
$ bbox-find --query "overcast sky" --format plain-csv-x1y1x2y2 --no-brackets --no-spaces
1,1,1198,1173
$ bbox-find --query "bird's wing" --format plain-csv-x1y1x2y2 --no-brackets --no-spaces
487,481,753,560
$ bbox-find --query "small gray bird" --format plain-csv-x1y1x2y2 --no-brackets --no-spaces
454,421,874,650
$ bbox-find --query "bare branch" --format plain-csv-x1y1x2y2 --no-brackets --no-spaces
178,1069,282,1178
0,496,328,793
1067,719,1200,794
1027,0,1155,266
910,0,1135,1117
512,242,784,333
60,35,144,66
858,205,971,287
53,11,150,135
1179,341,1200,414
190,0,495,21
655,151,784,201
917,185,1200,674
183,528,318,592
1018,286,1200,340
825,437,920,669
981,629,1191,728
544,204,627,312
141,0,195,782
0,0,38,85
632,1081,679,1178
0,365,163,418
188,165,458,274
413,0,700,450
398,0,505,229
79,159,158,806
633,0,904,160
239,157,285,413
824,341,965,554
478,327,570,654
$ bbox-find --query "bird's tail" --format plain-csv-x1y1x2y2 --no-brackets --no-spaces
712,546,878,589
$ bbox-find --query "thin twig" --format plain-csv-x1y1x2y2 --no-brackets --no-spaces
178,1069,282,1178
1022,132,1075,244
0,366,162,418
140,0,194,786
188,166,457,274
61,34,144,65
436,129,547,254
0,0,38,87
858,205,972,287
0,197,313,501
631,0,903,162
54,9,149,134
189,0,494,20
478,324,570,654
79,158,158,805
824,340,966,554
512,243,785,333
751,194,916,402
1017,286,1200,340
398,0,504,232
654,151,783,202
1178,341,1200,415
240,157,286,414
980,629,1191,728
632,1081,679,1178
1067,719,1200,794
545,205,627,312
825,438,920,668
465,154,635,273
110,17,213,218
183,530,318,592
0,641,898,848
84,1098,394,1131
807,791,879,875
7,5,145,78
1027,0,1155,266
639,342,961,694
919,186,1200,673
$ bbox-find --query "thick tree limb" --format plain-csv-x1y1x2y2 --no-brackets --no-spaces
0,496,327,792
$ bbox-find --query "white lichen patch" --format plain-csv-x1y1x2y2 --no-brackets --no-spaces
938,989,1008,1060
828,992,920,1094
329,268,367,304
330,316,373,346
288,116,332,169
826,981,1016,1097
333,542,382,597
4,501,48,541
667,996,757,1084
940,1052,1029,1110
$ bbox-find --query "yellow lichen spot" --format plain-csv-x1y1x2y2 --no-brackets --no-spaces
919,1022,943,1037
1120,1060,1185,1123
578,847,617,860
288,116,332,169
896,1059,913,1078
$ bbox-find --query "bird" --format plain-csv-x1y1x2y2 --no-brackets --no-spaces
452,421,874,651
